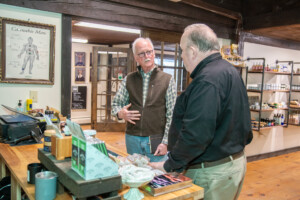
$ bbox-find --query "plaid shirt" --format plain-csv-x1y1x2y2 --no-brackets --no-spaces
112,67,177,144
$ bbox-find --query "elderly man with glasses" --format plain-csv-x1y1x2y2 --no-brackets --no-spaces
112,37,177,162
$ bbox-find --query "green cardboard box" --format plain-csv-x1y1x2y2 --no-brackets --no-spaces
71,135,119,180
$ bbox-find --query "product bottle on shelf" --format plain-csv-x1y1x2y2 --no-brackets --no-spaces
281,114,285,125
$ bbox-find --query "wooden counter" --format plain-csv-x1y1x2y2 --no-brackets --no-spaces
0,142,204,200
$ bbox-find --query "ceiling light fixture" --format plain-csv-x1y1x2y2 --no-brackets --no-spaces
98,51,118,54
75,22,141,34
72,38,88,43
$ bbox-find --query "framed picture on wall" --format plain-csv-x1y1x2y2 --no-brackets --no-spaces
75,67,86,83
75,52,86,66
0,17,55,84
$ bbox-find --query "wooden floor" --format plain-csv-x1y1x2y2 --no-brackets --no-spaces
82,127,300,200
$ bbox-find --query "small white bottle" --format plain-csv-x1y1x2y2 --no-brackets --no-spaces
16,100,24,112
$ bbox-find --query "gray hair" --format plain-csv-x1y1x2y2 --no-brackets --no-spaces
184,24,220,52
132,37,154,55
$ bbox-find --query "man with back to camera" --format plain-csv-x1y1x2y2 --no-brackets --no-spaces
112,37,177,162
150,24,253,200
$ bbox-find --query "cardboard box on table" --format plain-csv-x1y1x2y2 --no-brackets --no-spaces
67,120,119,180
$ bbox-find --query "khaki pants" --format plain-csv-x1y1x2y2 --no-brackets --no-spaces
185,154,247,200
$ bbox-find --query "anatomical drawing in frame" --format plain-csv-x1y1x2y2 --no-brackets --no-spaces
0,18,55,84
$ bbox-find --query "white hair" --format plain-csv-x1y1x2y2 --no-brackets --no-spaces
132,37,154,54
184,23,220,52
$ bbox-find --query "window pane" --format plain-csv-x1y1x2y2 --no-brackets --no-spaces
153,41,187,93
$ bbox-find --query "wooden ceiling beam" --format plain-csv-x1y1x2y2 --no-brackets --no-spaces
244,6,300,30
240,31,300,52
0,0,236,39
175,0,242,43
105,0,235,26
180,0,241,20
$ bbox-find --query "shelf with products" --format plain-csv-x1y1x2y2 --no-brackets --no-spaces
248,71,291,75
246,58,293,131
247,89,290,93
263,90,290,93
289,62,300,126
252,124,288,131
250,108,288,112
290,106,300,110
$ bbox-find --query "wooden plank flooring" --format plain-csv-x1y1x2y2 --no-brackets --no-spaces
240,152,300,200
81,126,300,200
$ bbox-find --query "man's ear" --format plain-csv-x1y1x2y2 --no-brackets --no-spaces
190,45,198,59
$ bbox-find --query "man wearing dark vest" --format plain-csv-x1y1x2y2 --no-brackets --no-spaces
112,37,177,162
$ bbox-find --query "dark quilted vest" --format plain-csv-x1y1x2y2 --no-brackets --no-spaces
126,67,171,136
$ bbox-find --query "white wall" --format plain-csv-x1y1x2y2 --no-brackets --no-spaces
244,42,300,65
0,4,62,115
71,43,108,124
243,42,300,156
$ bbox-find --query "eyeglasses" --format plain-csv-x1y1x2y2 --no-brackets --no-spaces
137,50,153,58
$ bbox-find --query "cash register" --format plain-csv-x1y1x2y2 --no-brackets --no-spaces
0,105,45,145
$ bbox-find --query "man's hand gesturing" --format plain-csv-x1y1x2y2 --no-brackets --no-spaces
118,103,141,124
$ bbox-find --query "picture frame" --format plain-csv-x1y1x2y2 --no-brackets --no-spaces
75,52,86,66
75,67,86,83
0,17,55,84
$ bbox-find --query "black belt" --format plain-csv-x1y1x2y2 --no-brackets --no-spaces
188,151,244,169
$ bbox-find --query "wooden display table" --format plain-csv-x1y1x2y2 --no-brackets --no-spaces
0,143,70,200
0,142,204,200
